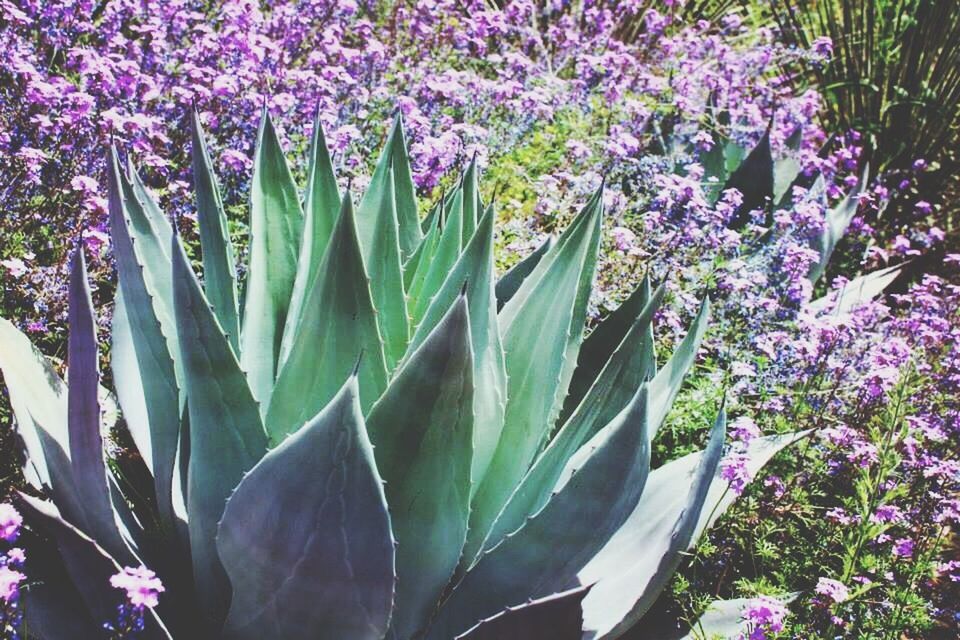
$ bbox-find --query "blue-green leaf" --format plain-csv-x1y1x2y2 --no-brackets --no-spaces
494,236,553,310
240,107,304,408
407,205,506,490
808,167,869,283
578,410,727,639
724,127,773,228
281,110,340,367
107,149,181,530
218,375,395,640
355,165,410,370
428,384,651,640
171,230,269,622
67,244,132,562
266,196,388,440
367,296,474,639
558,276,658,426
455,585,591,640
464,187,603,567
409,188,465,328
483,283,665,552
191,109,240,353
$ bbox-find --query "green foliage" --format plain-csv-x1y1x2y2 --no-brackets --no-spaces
0,110,802,639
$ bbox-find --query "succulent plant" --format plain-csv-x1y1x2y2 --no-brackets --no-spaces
0,108,802,640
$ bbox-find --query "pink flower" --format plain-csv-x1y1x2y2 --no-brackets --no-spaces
1,258,29,278
110,566,165,609
814,577,849,604
0,504,22,542
0,566,24,602
739,595,788,639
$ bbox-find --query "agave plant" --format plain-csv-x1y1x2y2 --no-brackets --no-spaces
0,107,801,640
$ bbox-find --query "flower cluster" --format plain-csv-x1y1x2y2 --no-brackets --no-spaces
105,566,165,638
0,504,24,640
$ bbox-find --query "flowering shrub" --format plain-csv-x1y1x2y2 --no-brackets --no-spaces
0,504,24,639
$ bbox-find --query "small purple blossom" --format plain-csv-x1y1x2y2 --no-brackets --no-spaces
0,506,22,544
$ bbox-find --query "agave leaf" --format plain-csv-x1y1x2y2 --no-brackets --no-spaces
808,263,904,313
407,205,507,490
191,109,240,353
0,317,81,522
267,196,389,440
67,244,132,562
21,577,101,639
455,585,592,640
171,230,269,622
405,201,442,300
217,375,395,640
773,126,804,204
420,193,441,234
807,166,869,284
16,494,171,639
699,130,728,205
240,107,304,408
494,235,554,310
387,113,423,260
127,158,174,247
464,189,603,566
428,384,651,640
367,296,474,639
409,187,465,328
483,284,666,552
282,110,340,366
691,432,809,551
462,155,481,245
577,409,727,639
355,165,410,370
646,300,710,442
558,277,658,426
724,126,773,228
108,149,181,529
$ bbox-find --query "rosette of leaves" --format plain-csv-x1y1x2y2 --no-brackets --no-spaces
0,108,801,639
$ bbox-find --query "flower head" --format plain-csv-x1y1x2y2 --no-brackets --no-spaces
110,566,165,609
0,504,22,543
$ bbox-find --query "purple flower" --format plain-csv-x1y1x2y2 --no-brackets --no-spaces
0,566,24,603
739,595,788,640
814,577,849,604
110,566,165,609
0,505,22,543
892,537,914,558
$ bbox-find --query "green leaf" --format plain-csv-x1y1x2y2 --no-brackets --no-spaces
407,205,507,490
724,126,773,228
773,126,804,204
403,200,440,291
578,411,727,638
808,166,869,283
191,109,240,353
494,236,553,310
809,262,904,313
240,107,304,408
67,244,132,562
428,384,651,640
464,187,603,567
281,110,340,367
579,427,804,639
558,276,658,427
388,113,423,260
409,188,465,328
367,296,474,639
217,375,395,640
405,202,444,316
266,197,388,441
171,230,269,623
455,585,591,640
483,283,665,552
462,155,481,245
107,149,181,529
647,300,710,442
17,494,171,639
355,165,410,370
0,316,81,521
